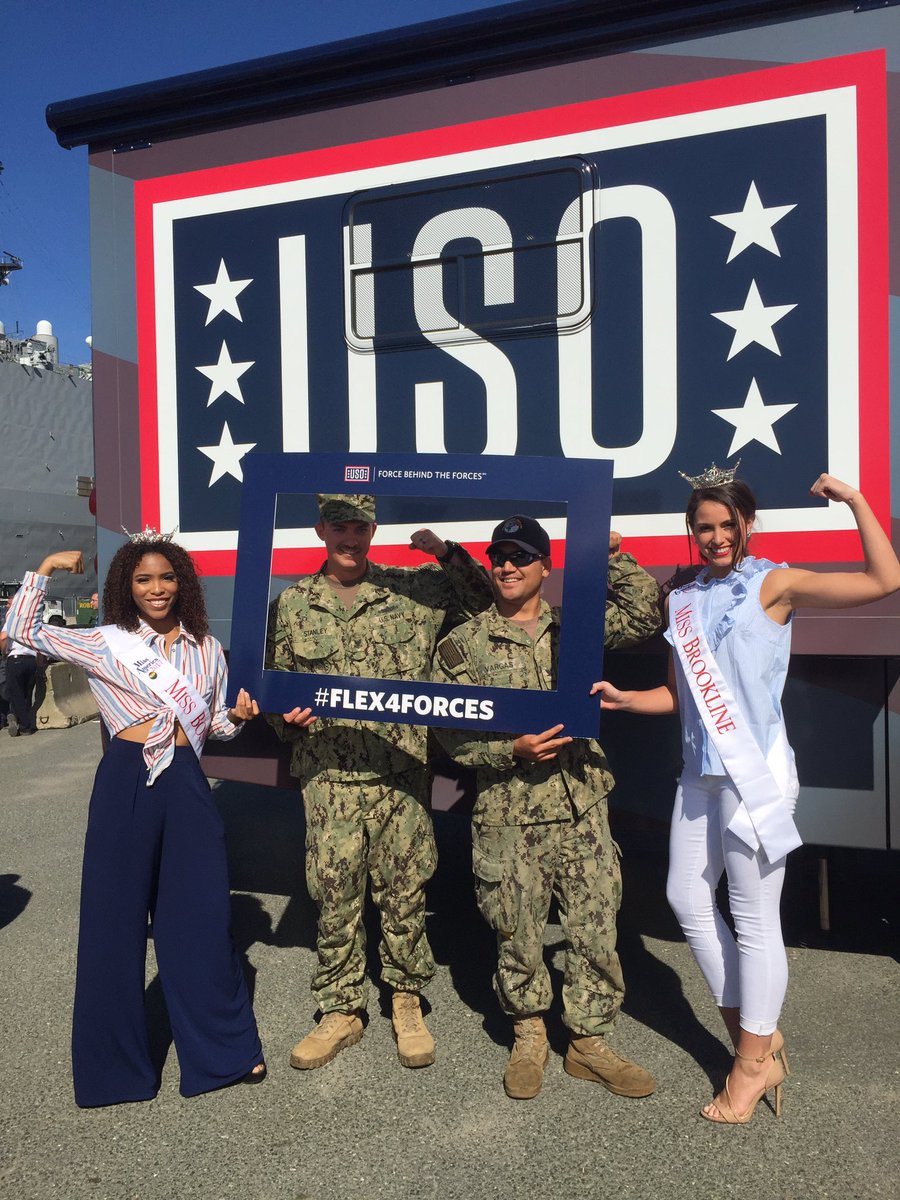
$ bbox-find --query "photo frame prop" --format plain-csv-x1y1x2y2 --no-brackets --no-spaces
228,452,613,739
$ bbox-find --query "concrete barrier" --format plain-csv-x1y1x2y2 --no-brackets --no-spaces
36,662,98,729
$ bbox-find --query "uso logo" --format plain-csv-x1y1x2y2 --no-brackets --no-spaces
344,466,371,483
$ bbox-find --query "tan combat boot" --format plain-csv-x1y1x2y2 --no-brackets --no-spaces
503,1016,549,1099
289,1011,364,1070
564,1034,656,1097
391,992,435,1068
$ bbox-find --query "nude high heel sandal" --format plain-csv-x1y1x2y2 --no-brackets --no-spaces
700,1047,786,1124
769,1029,790,1077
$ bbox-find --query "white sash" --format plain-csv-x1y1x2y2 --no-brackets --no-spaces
670,591,802,862
99,625,211,759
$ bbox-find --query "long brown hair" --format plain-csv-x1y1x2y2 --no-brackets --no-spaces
101,539,210,639
685,480,758,570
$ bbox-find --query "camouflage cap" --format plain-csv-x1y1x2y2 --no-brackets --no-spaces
316,494,376,524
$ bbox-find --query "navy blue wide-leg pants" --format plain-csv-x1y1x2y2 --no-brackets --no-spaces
72,739,262,1107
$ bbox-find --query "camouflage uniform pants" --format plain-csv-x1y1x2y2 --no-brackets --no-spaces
472,802,624,1035
302,765,437,1014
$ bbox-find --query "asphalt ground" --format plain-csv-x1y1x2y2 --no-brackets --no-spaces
0,721,898,1200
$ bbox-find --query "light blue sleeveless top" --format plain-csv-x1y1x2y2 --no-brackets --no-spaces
664,556,793,777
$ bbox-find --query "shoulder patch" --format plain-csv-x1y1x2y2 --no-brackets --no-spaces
438,639,465,670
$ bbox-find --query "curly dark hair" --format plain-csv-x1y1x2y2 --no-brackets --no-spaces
684,479,758,570
101,538,210,639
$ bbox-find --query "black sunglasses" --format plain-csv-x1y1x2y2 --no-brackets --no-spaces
486,548,543,568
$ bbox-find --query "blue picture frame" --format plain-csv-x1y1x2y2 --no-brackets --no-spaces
227,452,613,739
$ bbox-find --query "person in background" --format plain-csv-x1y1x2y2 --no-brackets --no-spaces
3,534,265,1107
433,516,660,1101
0,632,10,730
2,629,39,735
593,469,900,1124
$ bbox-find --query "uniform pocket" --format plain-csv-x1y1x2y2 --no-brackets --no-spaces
472,840,520,937
367,618,418,677
609,837,623,911
292,634,340,669
371,620,415,646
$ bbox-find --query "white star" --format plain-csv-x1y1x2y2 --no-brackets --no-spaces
197,422,257,486
712,378,797,456
712,280,796,360
195,342,255,406
711,183,796,263
193,259,252,324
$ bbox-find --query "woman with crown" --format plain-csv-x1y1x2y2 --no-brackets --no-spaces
3,532,266,1106
593,468,900,1124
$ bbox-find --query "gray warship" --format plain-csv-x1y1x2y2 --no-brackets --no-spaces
0,314,97,618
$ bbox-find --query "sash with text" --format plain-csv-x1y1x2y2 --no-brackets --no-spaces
99,625,211,759
669,592,802,862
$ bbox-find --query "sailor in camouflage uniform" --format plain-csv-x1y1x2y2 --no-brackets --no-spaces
433,515,660,1100
266,494,491,1071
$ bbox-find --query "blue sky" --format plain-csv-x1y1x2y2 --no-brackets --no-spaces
0,0,510,364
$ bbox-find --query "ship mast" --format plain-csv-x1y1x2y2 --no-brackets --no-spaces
0,162,23,285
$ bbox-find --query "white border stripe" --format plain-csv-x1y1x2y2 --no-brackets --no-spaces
152,84,860,547
279,235,310,452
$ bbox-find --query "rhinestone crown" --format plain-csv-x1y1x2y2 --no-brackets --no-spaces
678,460,741,489
121,524,178,545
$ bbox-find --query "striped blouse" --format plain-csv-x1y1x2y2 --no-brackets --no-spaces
3,571,241,783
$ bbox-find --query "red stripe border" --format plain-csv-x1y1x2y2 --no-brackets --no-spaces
133,50,890,573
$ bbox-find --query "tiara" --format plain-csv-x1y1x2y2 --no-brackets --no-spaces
678,460,740,489
121,524,178,545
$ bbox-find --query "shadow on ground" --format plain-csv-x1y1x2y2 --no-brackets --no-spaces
0,872,32,931
134,775,899,1075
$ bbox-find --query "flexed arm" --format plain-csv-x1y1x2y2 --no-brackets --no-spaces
35,550,85,578
761,475,900,617
3,551,103,667
409,528,451,560
408,527,492,621
604,546,662,649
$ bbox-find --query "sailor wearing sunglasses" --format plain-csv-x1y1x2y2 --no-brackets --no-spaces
434,515,660,1100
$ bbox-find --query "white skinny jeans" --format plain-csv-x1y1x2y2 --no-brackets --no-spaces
666,772,788,1035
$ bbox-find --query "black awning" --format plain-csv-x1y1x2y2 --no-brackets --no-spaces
46,0,852,151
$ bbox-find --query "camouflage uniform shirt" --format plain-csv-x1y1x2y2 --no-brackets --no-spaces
433,553,661,825
267,553,492,781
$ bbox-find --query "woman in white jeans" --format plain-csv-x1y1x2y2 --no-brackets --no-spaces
594,470,900,1124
